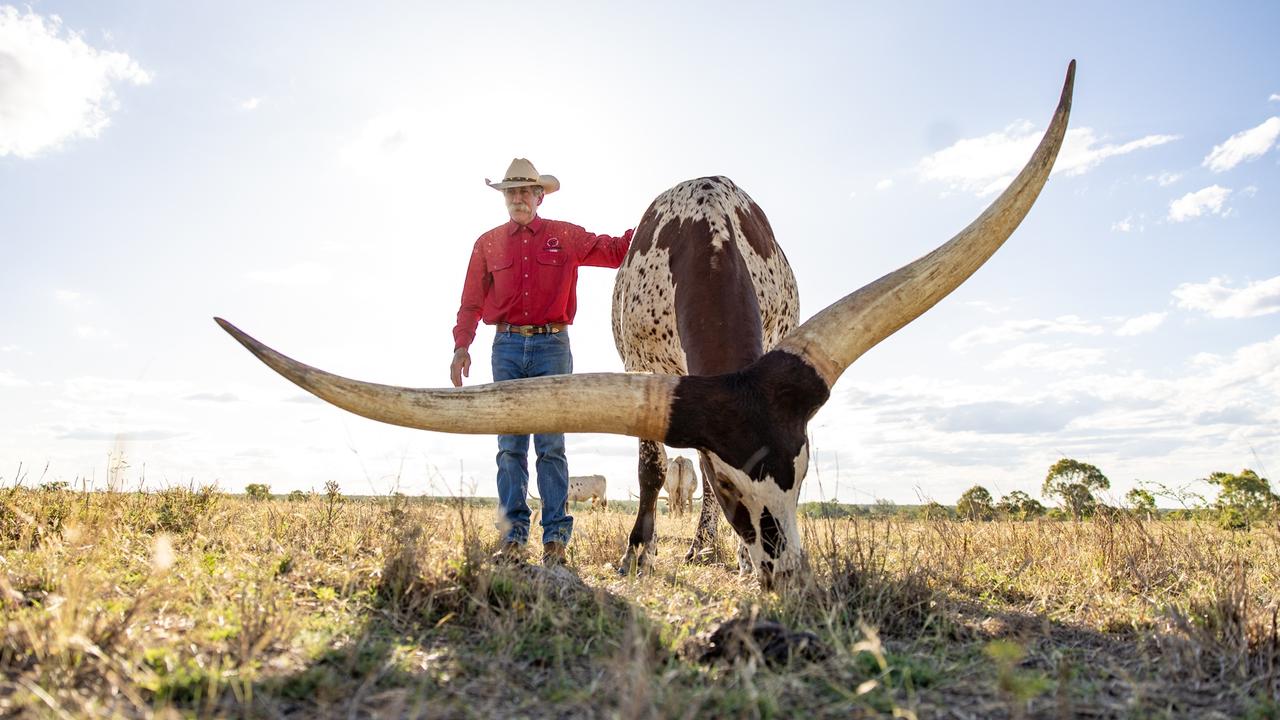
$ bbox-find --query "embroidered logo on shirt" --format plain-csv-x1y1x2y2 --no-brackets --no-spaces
545,237,560,250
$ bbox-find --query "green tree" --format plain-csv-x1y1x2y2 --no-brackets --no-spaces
245,483,271,500
872,498,898,518
996,490,1046,520
1125,487,1157,519
1204,469,1277,530
922,501,954,520
956,485,995,521
1042,458,1110,521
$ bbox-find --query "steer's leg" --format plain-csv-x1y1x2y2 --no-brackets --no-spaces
736,538,755,576
685,451,722,563
618,440,667,576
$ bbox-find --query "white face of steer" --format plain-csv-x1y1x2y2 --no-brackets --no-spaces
704,442,809,589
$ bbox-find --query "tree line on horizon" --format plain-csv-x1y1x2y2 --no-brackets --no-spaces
797,458,1276,531
944,459,1276,530
23,457,1275,532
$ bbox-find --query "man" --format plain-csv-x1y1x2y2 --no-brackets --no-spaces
450,158,632,568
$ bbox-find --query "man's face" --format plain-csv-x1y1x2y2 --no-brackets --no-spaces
504,186,541,225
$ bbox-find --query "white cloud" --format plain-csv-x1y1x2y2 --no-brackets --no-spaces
1056,128,1180,176
818,327,1280,503
951,315,1104,351
0,7,151,158
1271,94,1280,102
239,97,261,111
1203,117,1280,172
964,300,1011,314
185,392,240,403
244,262,333,286
875,179,894,191
0,370,29,387
1111,215,1142,233
54,289,83,307
988,343,1106,372
55,426,184,442
1187,335,1280,396
1147,172,1182,186
74,325,110,340
1114,312,1166,336
917,122,1178,196
339,111,422,174
1168,185,1232,222
63,376,185,403
1173,275,1280,319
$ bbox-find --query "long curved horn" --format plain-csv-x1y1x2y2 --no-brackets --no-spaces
777,60,1076,388
214,318,677,440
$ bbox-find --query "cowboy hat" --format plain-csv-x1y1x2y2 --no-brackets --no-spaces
485,158,560,194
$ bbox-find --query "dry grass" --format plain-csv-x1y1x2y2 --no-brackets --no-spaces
1,486,1278,718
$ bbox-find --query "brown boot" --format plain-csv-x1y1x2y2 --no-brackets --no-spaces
542,541,567,568
492,540,526,565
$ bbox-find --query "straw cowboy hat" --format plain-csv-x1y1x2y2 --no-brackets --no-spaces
485,158,560,194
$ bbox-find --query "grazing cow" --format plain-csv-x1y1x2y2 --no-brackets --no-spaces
664,456,697,517
568,474,608,510
612,175,798,574
216,63,1074,590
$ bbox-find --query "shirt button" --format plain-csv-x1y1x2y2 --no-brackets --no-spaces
524,273,528,277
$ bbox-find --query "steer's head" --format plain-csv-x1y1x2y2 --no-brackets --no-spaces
664,351,829,589
215,62,1075,590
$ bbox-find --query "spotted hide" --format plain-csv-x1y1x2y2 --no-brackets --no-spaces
611,176,800,577
568,474,607,510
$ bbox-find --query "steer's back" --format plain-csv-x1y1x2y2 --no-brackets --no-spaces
611,176,799,376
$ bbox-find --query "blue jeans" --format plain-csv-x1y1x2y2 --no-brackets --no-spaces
492,329,574,546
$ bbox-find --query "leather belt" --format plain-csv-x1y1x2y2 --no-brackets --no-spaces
496,322,567,336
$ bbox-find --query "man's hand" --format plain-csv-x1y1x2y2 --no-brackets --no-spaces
450,348,471,387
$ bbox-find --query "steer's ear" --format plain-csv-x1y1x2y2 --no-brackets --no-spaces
777,60,1075,388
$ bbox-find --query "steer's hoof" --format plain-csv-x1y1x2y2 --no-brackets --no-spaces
616,549,638,577
617,546,655,577
685,542,717,564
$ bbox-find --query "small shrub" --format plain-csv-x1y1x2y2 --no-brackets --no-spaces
153,485,221,535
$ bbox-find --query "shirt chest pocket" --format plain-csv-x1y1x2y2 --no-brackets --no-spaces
533,250,570,295
535,251,567,267
487,255,516,303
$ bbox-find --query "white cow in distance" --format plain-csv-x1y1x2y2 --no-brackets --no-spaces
665,456,697,517
568,475,607,510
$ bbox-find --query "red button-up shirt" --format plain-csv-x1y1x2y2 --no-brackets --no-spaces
452,216,633,350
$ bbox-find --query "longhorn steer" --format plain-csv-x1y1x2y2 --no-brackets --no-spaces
612,175,799,574
568,474,608,510
215,62,1074,590
664,456,698,517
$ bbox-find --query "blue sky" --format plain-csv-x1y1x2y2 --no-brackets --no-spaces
2,2,1277,506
